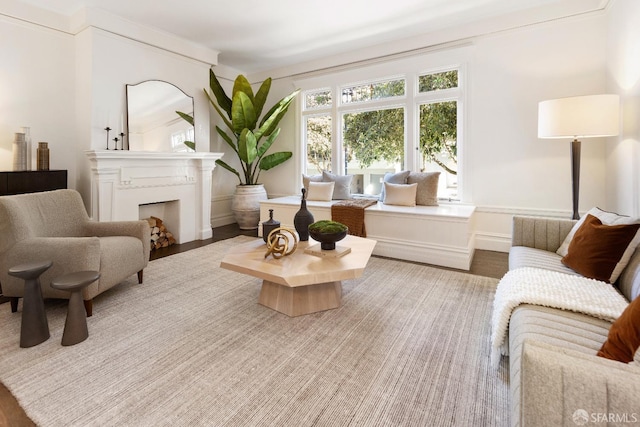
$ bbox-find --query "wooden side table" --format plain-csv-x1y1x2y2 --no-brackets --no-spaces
8,260,53,348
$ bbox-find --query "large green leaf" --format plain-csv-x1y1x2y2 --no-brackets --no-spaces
256,90,299,139
237,129,258,165
215,159,241,183
256,127,281,158
258,90,299,128
184,140,195,151
205,89,234,132
253,78,271,121
176,111,194,126
209,69,232,119
259,151,292,170
216,126,238,154
232,92,257,134
232,75,255,106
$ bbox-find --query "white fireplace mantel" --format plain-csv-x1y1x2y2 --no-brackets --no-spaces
86,150,223,243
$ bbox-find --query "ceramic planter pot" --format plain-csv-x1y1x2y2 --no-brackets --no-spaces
232,184,268,230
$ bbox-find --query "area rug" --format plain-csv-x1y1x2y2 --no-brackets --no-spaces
0,236,509,426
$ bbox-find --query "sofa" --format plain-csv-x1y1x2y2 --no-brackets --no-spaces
0,189,150,316
504,215,640,426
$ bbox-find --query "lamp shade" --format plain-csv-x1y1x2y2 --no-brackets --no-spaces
538,94,620,139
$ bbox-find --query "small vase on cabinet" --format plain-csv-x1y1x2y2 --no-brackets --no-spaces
37,142,50,171
12,133,27,171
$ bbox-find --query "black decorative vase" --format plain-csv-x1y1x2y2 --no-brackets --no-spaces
294,188,314,241
262,209,280,243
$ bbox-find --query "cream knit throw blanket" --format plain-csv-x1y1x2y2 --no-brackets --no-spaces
490,267,628,367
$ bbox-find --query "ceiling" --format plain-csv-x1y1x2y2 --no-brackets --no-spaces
16,0,609,74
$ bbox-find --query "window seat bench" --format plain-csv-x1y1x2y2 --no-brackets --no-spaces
259,196,476,270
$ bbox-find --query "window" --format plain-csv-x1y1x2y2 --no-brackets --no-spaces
341,78,405,103
343,107,405,195
300,63,464,201
305,115,332,175
171,128,195,152
305,89,332,109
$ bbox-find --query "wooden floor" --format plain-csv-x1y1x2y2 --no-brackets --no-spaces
0,224,508,425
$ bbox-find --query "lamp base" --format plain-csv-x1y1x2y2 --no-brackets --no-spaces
571,139,581,220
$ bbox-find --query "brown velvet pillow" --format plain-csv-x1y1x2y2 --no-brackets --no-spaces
597,296,640,363
561,214,640,283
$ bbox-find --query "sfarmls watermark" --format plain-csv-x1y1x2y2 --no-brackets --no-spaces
573,409,639,425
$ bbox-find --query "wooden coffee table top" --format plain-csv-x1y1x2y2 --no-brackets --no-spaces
220,235,376,287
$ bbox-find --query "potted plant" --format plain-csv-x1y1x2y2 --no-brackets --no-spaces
308,220,349,250
206,70,299,229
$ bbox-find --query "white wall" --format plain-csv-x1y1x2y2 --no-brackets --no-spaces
469,12,608,250
605,0,640,218
0,14,76,180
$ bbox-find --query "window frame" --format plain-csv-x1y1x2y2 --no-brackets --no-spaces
298,56,468,203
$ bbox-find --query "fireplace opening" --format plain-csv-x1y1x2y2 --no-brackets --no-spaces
139,200,180,250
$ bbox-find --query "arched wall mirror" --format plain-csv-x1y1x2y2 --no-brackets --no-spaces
126,80,194,152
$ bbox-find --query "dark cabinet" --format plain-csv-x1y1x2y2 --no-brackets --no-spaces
0,170,67,195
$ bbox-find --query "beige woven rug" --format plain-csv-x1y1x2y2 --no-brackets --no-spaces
0,236,508,426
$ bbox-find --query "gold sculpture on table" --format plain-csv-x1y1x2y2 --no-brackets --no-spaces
264,227,298,259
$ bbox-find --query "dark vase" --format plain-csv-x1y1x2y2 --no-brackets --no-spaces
262,209,280,243
294,188,314,241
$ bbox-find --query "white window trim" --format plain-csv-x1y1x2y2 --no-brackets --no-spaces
297,52,469,203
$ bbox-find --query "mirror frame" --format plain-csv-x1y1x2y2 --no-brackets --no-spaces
125,80,195,152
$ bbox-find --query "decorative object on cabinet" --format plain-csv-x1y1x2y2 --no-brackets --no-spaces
12,133,27,171
20,126,32,170
36,142,50,170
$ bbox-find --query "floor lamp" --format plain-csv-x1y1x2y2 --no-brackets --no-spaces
538,94,620,220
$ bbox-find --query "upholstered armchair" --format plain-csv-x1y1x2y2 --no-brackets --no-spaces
0,189,150,316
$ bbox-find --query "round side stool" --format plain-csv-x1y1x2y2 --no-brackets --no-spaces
50,271,100,346
8,260,53,348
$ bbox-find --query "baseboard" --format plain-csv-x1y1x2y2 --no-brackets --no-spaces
210,213,235,228
369,235,474,270
474,232,511,252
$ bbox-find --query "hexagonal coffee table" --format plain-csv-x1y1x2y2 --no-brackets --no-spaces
220,235,376,317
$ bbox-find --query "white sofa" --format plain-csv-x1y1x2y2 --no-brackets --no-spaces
506,215,640,426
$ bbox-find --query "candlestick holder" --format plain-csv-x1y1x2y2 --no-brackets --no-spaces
104,127,112,150
113,137,119,150
119,132,126,150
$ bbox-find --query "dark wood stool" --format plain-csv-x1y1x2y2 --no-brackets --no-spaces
8,260,53,348
50,271,100,346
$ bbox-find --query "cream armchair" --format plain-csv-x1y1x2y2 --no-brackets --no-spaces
0,189,150,316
